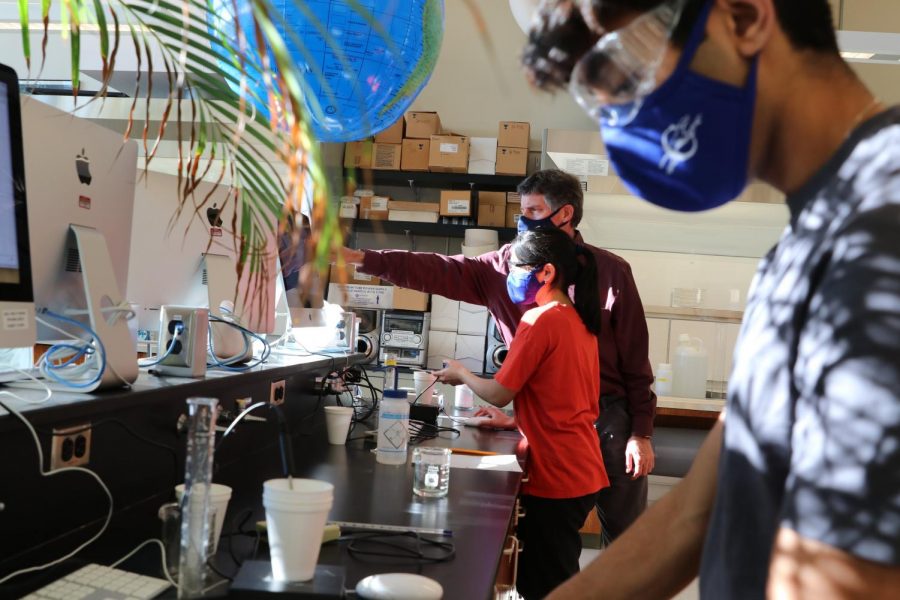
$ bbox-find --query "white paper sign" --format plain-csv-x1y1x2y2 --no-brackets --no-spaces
564,157,609,176
439,143,459,153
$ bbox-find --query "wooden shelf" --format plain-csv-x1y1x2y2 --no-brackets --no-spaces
351,219,517,241
350,169,523,189
644,305,744,324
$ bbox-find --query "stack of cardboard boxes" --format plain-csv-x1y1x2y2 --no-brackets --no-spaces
496,121,529,176
372,119,404,170
402,111,439,171
427,295,488,373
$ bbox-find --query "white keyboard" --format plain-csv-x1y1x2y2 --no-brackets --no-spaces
24,563,171,600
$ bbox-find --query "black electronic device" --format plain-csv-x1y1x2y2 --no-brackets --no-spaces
351,308,380,364
229,561,345,599
0,62,37,351
484,317,507,375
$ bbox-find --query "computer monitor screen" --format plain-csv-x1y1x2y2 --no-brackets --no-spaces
0,63,36,350
21,98,137,342
128,169,277,336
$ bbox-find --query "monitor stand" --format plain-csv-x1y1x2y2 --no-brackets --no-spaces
204,253,253,364
12,225,138,391
69,225,138,389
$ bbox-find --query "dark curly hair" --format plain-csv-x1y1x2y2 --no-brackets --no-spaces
523,0,840,92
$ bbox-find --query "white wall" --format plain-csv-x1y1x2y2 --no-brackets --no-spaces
409,1,593,148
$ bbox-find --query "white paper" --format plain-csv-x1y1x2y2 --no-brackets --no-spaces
439,143,459,153
447,199,470,215
450,454,522,473
563,157,609,177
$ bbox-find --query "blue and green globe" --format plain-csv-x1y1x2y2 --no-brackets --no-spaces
210,0,444,142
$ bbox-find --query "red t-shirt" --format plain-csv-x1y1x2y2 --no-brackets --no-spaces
495,302,608,498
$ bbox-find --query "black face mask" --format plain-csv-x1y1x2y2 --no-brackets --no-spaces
517,205,570,234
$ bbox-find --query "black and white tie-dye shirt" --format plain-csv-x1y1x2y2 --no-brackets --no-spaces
700,107,900,599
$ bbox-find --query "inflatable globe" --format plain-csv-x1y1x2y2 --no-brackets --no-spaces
209,0,444,142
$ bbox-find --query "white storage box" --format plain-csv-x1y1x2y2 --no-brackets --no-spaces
458,302,488,336
454,334,487,373
427,330,457,370
431,295,460,332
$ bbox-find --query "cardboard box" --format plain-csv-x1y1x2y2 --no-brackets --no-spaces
431,295,460,332
507,191,521,204
429,135,470,173
343,140,373,169
496,147,528,176
505,204,522,229
427,330,456,370
360,196,389,220
455,334,487,373
477,191,506,227
468,137,498,175
458,301,488,336
439,190,472,217
327,284,394,309
388,210,439,223
498,121,531,149
329,263,380,286
387,201,440,213
372,143,401,170
393,286,429,311
339,197,358,219
401,138,430,171
405,111,441,139
374,118,404,144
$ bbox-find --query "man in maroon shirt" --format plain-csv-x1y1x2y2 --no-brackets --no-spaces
342,169,656,542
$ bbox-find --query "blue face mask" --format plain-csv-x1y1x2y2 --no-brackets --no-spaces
506,268,543,305
517,204,570,234
600,0,757,212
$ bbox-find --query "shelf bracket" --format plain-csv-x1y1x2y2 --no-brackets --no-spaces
406,179,420,202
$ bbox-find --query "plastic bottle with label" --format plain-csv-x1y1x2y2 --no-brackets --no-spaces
655,363,673,396
376,389,409,465
672,334,708,399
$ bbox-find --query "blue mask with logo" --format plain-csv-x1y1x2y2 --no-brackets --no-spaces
600,0,757,212
506,268,543,305
517,204,570,234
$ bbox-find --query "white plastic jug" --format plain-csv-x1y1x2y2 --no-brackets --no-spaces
672,334,708,399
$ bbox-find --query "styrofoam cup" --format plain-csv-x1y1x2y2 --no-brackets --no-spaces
174,483,232,553
262,478,334,582
413,370,437,401
323,406,354,445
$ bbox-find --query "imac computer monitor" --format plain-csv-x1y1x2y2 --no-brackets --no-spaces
21,98,139,387
128,169,278,338
0,63,36,350
22,98,137,340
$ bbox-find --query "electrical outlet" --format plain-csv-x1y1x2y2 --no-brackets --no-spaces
50,423,92,470
269,380,286,405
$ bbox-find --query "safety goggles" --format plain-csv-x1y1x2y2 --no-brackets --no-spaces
569,0,687,126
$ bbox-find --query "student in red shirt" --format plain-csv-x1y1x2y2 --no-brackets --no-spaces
434,227,607,600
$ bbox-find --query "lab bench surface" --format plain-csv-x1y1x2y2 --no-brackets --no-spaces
0,356,525,600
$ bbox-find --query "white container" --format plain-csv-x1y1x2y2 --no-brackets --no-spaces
455,384,475,410
323,406,354,445
413,370,438,402
672,334,708,399
174,483,232,553
655,363,673,396
262,478,334,582
376,390,410,465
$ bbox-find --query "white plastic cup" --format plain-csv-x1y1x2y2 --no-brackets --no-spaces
413,370,437,402
323,406,354,445
455,385,475,410
262,478,334,582
174,483,232,553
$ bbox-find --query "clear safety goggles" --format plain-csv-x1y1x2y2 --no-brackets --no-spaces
569,0,687,126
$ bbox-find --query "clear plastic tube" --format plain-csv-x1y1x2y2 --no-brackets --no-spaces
178,397,218,598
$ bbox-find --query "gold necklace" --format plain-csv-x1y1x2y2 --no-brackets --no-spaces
846,97,884,140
